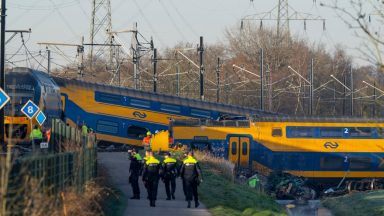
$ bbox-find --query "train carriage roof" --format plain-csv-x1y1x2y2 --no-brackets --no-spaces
251,116,384,123
171,116,384,128
53,77,282,118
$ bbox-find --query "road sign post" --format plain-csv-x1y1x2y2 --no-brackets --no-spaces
35,111,46,126
0,87,10,151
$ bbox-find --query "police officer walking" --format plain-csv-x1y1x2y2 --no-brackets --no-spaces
162,152,178,200
128,149,142,199
180,151,203,208
142,151,161,207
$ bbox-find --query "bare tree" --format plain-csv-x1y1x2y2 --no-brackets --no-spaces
321,0,384,70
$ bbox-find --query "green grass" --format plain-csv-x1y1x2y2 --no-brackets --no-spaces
199,163,286,216
323,190,384,216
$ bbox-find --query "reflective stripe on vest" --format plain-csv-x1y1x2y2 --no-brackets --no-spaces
146,156,160,165
164,157,177,164
183,156,197,164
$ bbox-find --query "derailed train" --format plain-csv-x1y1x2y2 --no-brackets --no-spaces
4,67,276,146
170,118,384,190
6,67,384,190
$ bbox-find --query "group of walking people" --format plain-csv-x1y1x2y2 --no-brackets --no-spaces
128,149,203,208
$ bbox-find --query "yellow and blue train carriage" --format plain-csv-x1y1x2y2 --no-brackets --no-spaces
53,78,277,147
170,118,384,185
5,68,62,145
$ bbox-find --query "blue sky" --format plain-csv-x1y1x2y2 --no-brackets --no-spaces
6,0,363,67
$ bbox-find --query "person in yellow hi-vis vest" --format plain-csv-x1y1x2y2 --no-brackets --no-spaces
30,125,43,150
81,123,88,145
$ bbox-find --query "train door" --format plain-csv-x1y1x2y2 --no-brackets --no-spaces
228,136,250,167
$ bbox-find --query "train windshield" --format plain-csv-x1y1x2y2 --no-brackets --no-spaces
5,91,35,116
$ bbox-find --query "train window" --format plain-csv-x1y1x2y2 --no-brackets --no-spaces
287,127,314,138
95,92,122,105
320,128,343,138
320,157,344,170
377,128,384,138
231,142,237,155
97,120,118,134
242,142,248,155
190,142,212,152
191,109,211,118
350,157,371,170
160,104,181,113
348,127,372,138
127,125,148,139
130,99,151,108
272,128,282,137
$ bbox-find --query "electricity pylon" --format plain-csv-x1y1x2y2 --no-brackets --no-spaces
89,0,115,70
241,0,325,39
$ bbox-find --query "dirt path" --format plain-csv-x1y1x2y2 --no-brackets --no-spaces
98,152,211,216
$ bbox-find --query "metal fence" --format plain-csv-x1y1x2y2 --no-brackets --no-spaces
3,119,97,215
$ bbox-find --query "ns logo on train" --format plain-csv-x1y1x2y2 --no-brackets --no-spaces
324,141,339,149
133,111,147,119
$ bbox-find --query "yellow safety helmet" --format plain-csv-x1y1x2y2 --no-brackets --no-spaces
146,131,152,136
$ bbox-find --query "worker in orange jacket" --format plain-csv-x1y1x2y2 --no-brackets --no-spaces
142,131,152,150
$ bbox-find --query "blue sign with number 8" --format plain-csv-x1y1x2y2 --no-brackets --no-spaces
21,100,40,119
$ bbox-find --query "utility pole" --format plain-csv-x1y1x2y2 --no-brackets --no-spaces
0,0,6,150
260,48,264,110
216,57,221,103
309,58,314,116
343,73,347,116
132,24,139,89
350,65,354,116
373,81,377,117
46,48,51,74
266,66,273,111
198,36,204,101
152,48,157,92
78,37,85,78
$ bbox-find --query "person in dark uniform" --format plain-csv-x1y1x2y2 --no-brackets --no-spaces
143,150,150,199
180,151,203,208
162,152,178,200
142,151,161,207
128,149,142,199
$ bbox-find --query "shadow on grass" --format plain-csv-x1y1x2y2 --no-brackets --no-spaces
102,187,127,216
323,190,384,216
199,163,286,216
98,164,128,216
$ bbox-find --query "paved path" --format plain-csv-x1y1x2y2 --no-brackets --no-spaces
98,152,211,216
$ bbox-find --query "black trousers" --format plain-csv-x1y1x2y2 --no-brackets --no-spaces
184,179,198,202
146,179,159,201
164,177,176,198
130,174,140,197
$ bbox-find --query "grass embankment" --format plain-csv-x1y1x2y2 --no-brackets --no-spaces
323,190,384,216
195,153,285,216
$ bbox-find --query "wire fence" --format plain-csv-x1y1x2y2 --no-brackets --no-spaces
2,119,97,215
